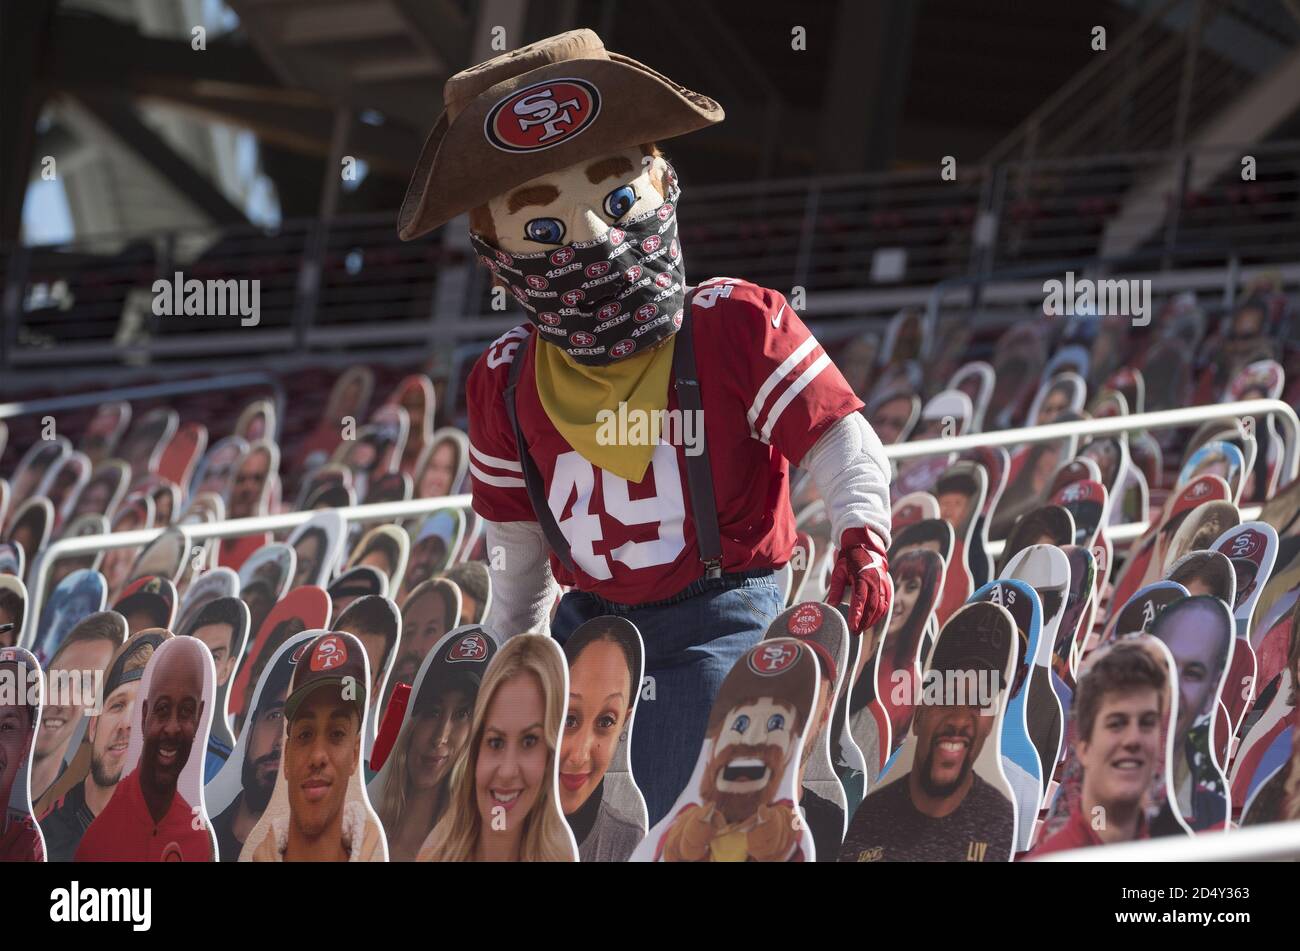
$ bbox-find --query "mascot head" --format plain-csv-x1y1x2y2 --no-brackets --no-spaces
699,639,816,824
398,29,724,366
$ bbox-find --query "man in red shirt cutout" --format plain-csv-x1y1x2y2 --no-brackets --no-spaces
397,30,892,823
76,636,213,861
1031,640,1167,855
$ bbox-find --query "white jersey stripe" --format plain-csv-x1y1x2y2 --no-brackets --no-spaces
746,335,821,436
760,353,832,443
470,442,522,473
470,461,526,489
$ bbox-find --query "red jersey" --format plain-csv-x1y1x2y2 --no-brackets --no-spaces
467,278,863,605
74,769,213,862
1028,803,1149,857
0,811,44,862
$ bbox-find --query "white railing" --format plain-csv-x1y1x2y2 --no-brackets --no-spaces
1033,819,1300,862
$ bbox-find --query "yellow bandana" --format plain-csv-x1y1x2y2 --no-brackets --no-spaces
534,336,676,483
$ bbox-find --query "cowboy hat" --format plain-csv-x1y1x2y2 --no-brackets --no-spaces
397,29,724,240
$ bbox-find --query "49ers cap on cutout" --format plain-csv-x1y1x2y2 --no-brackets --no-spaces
398,29,724,240
284,630,368,723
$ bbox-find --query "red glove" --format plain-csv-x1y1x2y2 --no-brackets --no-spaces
826,527,890,635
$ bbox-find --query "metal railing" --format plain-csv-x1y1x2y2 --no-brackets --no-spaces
0,371,285,423
1034,818,1300,861
22,493,472,647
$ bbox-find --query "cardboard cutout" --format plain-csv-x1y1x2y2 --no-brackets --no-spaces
437,562,491,626
74,635,217,861
557,616,649,862
78,401,131,467
367,626,499,860
1025,372,1086,428
347,525,411,596
892,390,972,502
417,634,575,862
28,568,108,664
932,462,986,627
229,587,332,735
1260,473,1300,539
294,365,375,475
205,630,316,862
330,595,402,752
40,451,91,530
967,579,1043,851
7,439,70,518
0,542,21,580
386,374,437,478
7,497,53,578
401,510,466,603
118,409,177,480
763,603,849,860
1177,441,1245,503
366,472,413,506
988,326,1047,430
226,440,278,521
1032,636,1184,853
999,545,1071,804
37,628,165,867
238,543,296,611
839,601,1018,862
1050,479,1108,549
1109,474,1232,611
1149,596,1233,833
948,361,995,433
416,428,467,509
126,527,188,586
1050,458,1101,496
156,420,207,494
633,638,818,862
177,596,248,759
865,388,920,446
892,492,938,534
327,567,388,622
991,440,1077,541
1057,546,1097,684
113,576,178,636
850,549,945,782
240,631,388,861
235,397,277,445
286,511,346,590
997,504,1074,577
0,645,45,861
386,578,463,718
1159,501,1241,580
0,575,26,650
957,445,1010,589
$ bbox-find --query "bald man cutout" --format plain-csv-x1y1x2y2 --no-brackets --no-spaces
76,636,215,861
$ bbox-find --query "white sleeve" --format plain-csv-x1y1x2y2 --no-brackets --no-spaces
798,412,892,548
481,519,560,640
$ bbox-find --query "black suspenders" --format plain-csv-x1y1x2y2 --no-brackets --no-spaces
502,287,724,585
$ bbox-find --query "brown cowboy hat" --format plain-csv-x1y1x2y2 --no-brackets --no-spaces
397,29,724,241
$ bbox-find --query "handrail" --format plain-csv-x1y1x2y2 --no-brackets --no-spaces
0,371,285,422
22,493,472,647
1032,817,1300,862
883,399,1300,487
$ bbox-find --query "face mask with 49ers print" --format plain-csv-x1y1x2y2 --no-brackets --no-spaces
471,170,686,366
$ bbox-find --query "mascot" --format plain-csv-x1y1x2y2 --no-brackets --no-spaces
398,29,892,822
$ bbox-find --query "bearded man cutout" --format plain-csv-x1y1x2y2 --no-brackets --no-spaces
398,30,892,823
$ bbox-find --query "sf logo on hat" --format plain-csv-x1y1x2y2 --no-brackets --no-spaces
449,633,489,662
1226,531,1262,558
749,642,798,675
485,78,601,152
310,635,348,672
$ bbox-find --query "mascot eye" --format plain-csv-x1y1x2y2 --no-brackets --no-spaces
731,714,750,734
603,185,638,220
524,218,565,244
766,714,786,732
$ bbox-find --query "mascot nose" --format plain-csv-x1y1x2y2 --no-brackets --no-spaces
569,208,609,244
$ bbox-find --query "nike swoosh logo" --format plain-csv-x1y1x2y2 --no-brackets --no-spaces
772,303,786,329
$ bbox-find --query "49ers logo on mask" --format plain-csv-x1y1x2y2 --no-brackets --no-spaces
526,274,548,290
539,311,562,326
484,78,601,153
654,272,674,288
586,261,611,278
642,235,662,254
658,203,674,221
569,331,596,347
624,265,643,282
608,228,625,246
610,339,636,358
550,247,575,267
597,301,621,320
635,303,657,322
562,289,585,306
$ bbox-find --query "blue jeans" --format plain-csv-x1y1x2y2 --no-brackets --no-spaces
551,570,784,826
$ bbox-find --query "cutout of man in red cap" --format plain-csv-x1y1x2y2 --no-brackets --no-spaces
399,29,892,825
